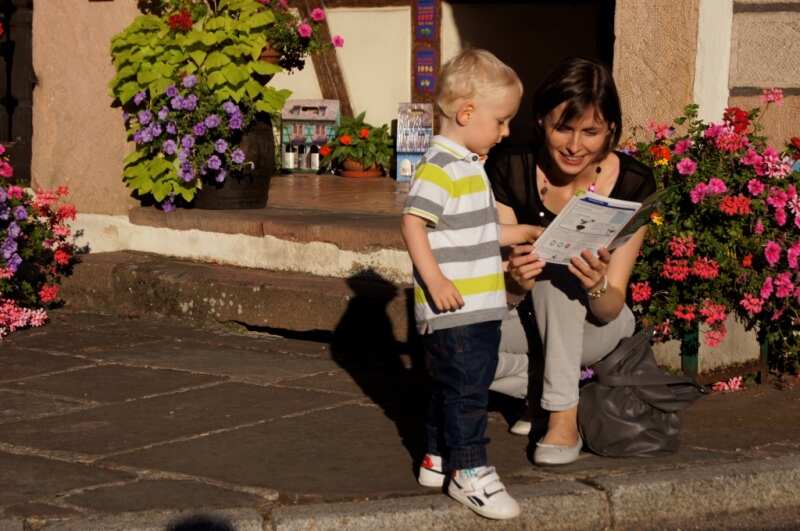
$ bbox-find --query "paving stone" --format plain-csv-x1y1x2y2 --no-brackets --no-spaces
0,350,92,383
64,479,266,513
6,329,161,356
0,519,22,531
77,342,340,385
276,371,365,396
0,390,86,424
1,502,83,519
105,404,532,500
0,384,337,456
0,451,133,507
1,366,223,403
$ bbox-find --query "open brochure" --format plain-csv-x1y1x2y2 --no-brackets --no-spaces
533,190,661,265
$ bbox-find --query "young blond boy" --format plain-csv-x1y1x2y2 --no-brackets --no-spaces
400,49,539,520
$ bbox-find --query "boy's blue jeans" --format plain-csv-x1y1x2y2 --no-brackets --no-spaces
423,320,501,471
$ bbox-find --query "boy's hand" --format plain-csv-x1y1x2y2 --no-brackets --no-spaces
428,276,465,312
522,224,544,243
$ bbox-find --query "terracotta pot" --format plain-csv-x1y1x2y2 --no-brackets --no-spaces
339,159,384,178
259,44,281,65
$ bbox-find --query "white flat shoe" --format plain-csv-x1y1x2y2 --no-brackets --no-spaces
509,419,531,436
533,434,582,466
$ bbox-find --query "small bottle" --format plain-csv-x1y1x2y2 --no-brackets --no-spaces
297,143,307,170
309,144,320,171
282,143,296,172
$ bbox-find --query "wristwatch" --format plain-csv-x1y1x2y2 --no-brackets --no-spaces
587,275,608,299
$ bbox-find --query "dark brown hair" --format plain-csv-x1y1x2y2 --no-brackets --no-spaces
532,57,622,153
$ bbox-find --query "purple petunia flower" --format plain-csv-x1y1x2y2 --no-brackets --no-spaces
177,149,189,163
166,85,179,98
215,169,227,183
13,206,27,221
150,123,163,138
179,162,195,182
122,111,130,122
222,101,239,115
2,237,17,259
0,206,9,220
161,198,176,212
7,221,20,239
134,91,147,106
231,149,245,164
0,188,7,203
214,139,228,154
166,122,178,135
182,75,198,89
181,135,195,150
8,253,21,272
158,107,170,121
229,114,243,130
170,96,184,110
204,114,221,128
207,155,222,170
162,139,178,155
182,95,198,111
193,123,207,136
140,129,154,144
137,110,152,126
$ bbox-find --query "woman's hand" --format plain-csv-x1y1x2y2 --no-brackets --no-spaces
507,244,547,292
568,247,611,291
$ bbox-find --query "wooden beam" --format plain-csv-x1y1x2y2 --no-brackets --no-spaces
324,0,409,7
298,0,353,117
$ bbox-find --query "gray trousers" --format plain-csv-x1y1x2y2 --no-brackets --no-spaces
491,266,635,411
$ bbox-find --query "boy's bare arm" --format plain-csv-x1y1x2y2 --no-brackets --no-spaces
400,214,464,312
498,224,543,247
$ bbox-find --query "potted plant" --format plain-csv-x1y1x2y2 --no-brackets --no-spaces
627,89,800,373
257,0,345,74
110,0,294,210
320,112,393,178
0,145,83,338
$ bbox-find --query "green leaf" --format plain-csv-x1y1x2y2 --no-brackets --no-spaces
205,16,230,31
173,180,197,202
117,81,141,104
247,11,275,29
136,68,161,85
129,173,153,195
148,77,174,98
207,70,228,89
151,180,171,202
201,32,219,46
205,51,231,70
189,49,208,67
244,79,263,99
123,149,148,167
221,63,249,86
249,60,281,76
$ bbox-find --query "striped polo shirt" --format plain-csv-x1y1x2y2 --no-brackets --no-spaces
402,135,506,333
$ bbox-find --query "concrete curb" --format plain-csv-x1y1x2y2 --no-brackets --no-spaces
272,455,800,531
36,508,263,531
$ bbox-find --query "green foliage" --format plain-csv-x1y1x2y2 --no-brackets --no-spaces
320,112,393,172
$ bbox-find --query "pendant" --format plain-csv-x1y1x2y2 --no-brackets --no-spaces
540,186,547,196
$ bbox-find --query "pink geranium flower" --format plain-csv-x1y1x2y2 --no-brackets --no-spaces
676,158,698,176
775,207,787,226
774,272,794,298
747,179,765,196
332,34,345,48
297,22,312,38
761,276,774,300
788,242,800,269
631,281,652,302
673,138,693,156
740,293,763,315
705,324,727,347
690,182,708,204
754,219,765,234
310,7,325,21
707,177,727,194
761,88,784,106
764,241,782,266
740,149,763,167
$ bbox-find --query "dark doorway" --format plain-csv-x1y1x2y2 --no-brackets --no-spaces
0,0,34,185
447,0,616,147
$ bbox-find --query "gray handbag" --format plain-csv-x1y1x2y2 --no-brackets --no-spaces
578,329,707,457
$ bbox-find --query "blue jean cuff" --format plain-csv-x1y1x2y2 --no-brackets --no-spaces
449,445,487,471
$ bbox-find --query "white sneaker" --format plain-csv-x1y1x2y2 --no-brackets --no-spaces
418,454,445,488
509,419,531,436
448,466,520,520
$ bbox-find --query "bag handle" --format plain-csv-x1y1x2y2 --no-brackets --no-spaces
593,328,653,374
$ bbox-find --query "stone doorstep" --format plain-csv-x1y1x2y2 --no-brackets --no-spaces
61,250,415,343
128,206,405,253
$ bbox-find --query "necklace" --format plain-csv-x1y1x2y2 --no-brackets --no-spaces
540,164,601,197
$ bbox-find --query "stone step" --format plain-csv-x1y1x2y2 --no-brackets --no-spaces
62,251,415,344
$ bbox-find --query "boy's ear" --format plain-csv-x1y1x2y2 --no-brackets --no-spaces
455,101,475,126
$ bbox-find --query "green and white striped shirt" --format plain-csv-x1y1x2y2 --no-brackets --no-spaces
403,135,506,333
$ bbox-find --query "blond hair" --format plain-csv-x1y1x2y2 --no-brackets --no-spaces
436,49,522,118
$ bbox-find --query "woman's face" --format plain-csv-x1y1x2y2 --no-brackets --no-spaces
542,102,612,177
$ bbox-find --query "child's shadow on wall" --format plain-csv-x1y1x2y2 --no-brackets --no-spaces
330,270,427,475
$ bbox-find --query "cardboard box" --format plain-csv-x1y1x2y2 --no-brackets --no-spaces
395,102,433,182
280,99,340,171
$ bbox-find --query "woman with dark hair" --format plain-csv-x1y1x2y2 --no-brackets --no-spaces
486,57,656,465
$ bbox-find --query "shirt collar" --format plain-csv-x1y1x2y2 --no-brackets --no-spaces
431,135,482,164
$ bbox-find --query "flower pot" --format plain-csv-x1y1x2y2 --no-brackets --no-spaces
260,44,281,65
193,115,275,210
338,159,384,178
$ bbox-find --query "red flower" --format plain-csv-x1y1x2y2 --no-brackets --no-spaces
691,257,720,280
39,284,60,304
741,254,752,268
723,106,749,133
168,10,193,32
631,281,652,303
719,194,752,216
358,128,370,139
54,248,71,266
0,22,4,39
319,145,332,157
648,145,670,161
57,204,77,221
674,304,696,322
791,137,800,160
339,134,352,145
661,258,690,281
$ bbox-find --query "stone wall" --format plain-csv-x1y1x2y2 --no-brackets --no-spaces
613,0,701,137
31,0,139,215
